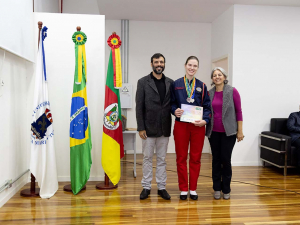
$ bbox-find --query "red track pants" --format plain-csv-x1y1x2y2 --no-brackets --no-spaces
173,120,205,191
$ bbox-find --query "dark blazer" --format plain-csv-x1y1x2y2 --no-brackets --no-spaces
136,73,173,137
287,112,300,143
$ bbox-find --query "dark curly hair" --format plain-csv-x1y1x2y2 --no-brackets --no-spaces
151,53,165,63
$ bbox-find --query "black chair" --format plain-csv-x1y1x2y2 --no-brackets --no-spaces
260,118,297,176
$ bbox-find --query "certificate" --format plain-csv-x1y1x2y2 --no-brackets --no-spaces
180,104,203,123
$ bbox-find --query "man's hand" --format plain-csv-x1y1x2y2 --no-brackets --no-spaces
175,108,184,118
139,130,147,140
193,120,207,127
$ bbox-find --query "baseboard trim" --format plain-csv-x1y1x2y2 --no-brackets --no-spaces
0,177,28,208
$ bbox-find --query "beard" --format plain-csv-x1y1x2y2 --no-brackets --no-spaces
152,65,165,75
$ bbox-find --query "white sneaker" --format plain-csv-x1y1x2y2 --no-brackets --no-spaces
223,193,230,200
214,191,221,200
189,190,197,195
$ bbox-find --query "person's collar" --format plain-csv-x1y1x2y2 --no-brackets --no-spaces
151,72,165,80
184,75,195,85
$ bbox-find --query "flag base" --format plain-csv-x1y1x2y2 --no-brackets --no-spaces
20,173,40,197
63,184,86,193
20,188,40,197
95,182,118,190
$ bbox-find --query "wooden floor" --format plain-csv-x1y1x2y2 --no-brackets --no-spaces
1,153,300,225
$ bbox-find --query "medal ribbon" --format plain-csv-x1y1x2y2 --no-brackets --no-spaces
184,76,196,99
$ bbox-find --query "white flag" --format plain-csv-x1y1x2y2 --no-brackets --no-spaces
30,26,58,199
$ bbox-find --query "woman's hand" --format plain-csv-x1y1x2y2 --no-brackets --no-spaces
175,108,184,118
193,120,207,127
237,130,244,142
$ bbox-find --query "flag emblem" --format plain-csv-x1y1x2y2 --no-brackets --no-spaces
31,108,53,140
104,104,119,130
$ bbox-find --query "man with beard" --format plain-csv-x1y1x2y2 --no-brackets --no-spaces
136,53,173,200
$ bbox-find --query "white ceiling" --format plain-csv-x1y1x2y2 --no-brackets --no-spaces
96,0,300,23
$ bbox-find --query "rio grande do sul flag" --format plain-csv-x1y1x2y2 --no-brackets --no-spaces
30,26,58,199
69,30,92,195
102,33,124,185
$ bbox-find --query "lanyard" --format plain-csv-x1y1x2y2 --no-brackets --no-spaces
184,76,196,99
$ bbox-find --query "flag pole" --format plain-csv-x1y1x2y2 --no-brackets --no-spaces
96,173,118,190
96,31,120,190
20,21,44,197
63,25,88,194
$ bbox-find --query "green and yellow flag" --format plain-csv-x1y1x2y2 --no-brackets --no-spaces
69,30,92,195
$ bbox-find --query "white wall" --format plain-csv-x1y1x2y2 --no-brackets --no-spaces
232,5,300,166
105,20,212,154
0,49,34,207
0,0,34,208
34,0,59,13
63,0,100,14
33,13,106,181
211,6,234,82
0,0,34,62
114,21,212,154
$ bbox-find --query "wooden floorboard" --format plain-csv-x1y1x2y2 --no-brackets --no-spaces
1,153,300,224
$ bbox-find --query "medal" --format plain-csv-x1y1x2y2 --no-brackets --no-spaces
184,76,196,103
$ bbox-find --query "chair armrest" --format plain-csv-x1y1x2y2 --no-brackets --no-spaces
261,131,291,141
260,129,293,170
260,131,292,157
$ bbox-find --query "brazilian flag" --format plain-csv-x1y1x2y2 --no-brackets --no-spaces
69,31,92,195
